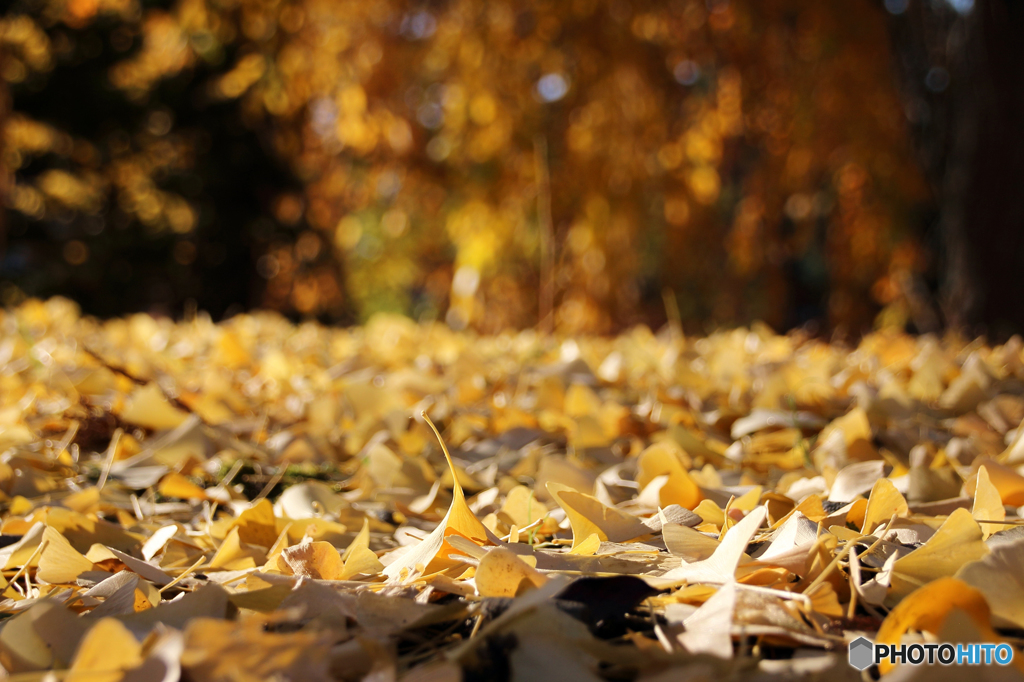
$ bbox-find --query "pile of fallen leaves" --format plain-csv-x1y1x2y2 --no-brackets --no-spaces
2,297,1024,681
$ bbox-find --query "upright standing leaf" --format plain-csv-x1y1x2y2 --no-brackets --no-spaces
382,414,492,581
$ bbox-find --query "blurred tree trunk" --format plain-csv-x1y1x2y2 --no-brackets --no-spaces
890,0,1024,338
0,49,8,262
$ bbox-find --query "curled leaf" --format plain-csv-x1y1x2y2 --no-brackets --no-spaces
875,578,996,674
382,413,492,581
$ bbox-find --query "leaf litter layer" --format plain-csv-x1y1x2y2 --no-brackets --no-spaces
2,297,1024,680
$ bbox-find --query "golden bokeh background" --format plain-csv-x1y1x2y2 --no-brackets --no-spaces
2,0,934,333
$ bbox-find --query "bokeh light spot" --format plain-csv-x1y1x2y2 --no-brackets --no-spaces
536,73,569,102
674,60,700,85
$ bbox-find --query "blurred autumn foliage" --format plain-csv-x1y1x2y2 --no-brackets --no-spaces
1,0,934,333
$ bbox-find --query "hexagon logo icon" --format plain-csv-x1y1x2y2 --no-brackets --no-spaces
849,637,875,671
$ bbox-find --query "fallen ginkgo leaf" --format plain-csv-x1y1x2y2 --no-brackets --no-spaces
875,577,997,674
382,413,494,581
887,508,988,603
475,546,548,597
546,481,651,549
653,505,767,586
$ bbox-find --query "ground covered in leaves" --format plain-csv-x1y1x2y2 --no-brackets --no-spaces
2,298,1024,681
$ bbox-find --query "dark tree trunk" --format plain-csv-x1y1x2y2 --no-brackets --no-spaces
0,49,8,264
959,0,1024,338
889,0,1024,338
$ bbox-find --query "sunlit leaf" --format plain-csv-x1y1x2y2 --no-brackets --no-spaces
546,482,650,549
382,413,492,581
888,508,988,602
875,578,996,674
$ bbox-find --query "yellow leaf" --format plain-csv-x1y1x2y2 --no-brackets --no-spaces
500,486,548,529
230,498,279,548
888,508,988,603
564,383,602,417
731,486,762,512
2,522,45,570
281,541,345,580
663,524,721,562
792,494,827,523
285,517,349,546
84,543,118,563
209,527,266,571
636,441,702,510
532,455,597,498
181,617,329,681
572,415,610,449
839,498,868,532
382,413,492,581
133,585,157,611
693,499,725,530
63,487,101,514
475,546,548,597
805,582,843,618
0,606,54,672
972,465,1007,538
229,583,295,612
37,526,94,584
969,459,1024,506
118,383,189,431
9,495,34,516
814,407,877,468
861,478,908,533
69,618,144,682
546,481,650,549
340,519,383,579
875,578,996,674
568,533,601,556
157,472,207,500
214,329,251,369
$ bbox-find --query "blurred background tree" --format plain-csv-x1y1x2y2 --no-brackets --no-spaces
887,0,1024,338
0,0,1019,336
